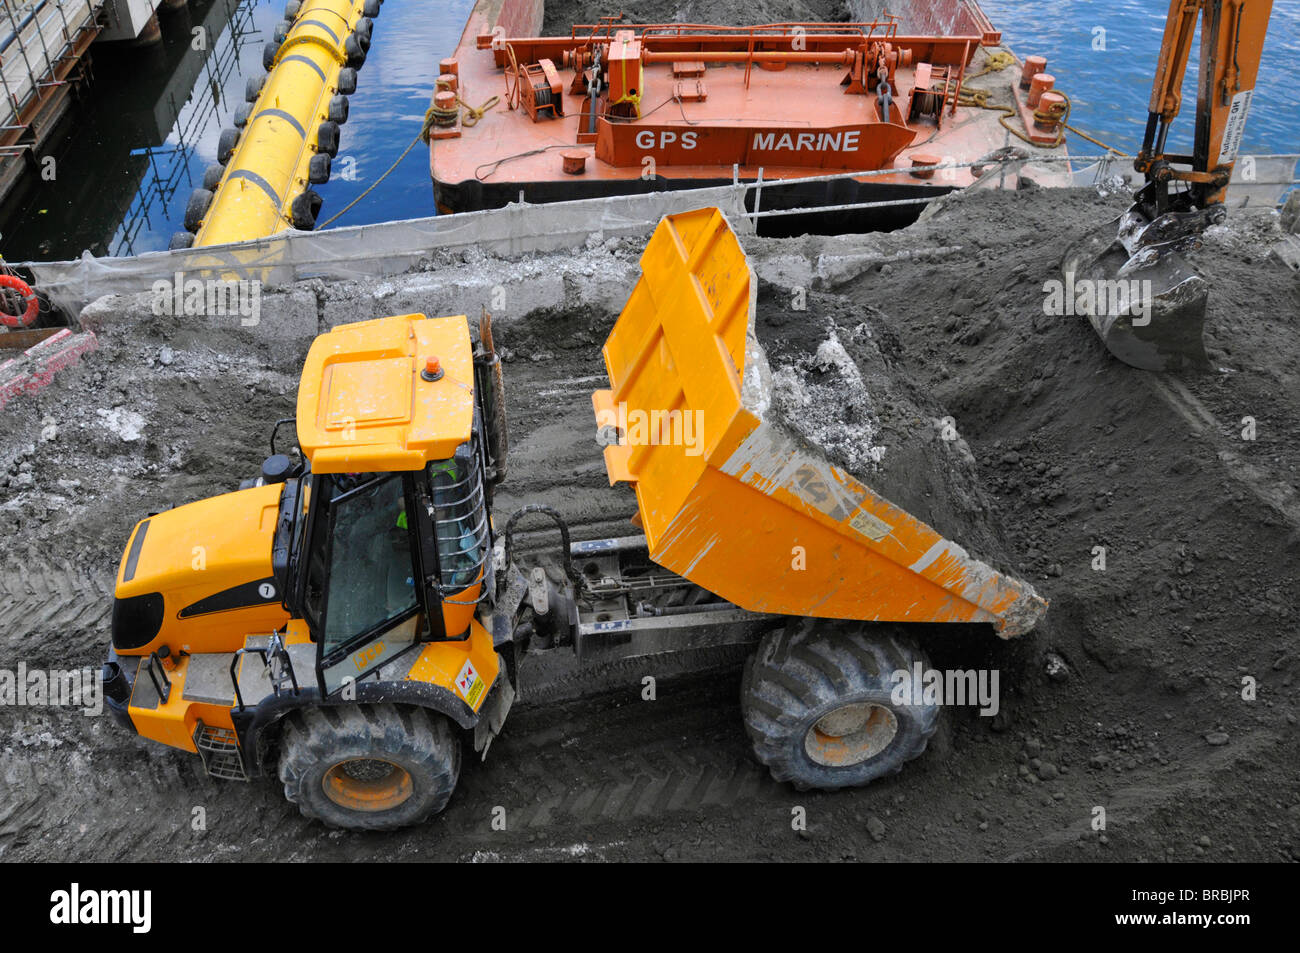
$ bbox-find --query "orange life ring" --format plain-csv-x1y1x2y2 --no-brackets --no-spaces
0,273,38,328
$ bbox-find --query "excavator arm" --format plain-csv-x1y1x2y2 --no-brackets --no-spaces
1137,0,1274,214
1063,0,1275,372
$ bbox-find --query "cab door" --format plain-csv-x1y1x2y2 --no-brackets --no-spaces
303,472,428,696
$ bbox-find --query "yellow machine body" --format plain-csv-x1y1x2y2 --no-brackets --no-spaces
593,207,1046,637
296,313,476,473
194,0,371,245
114,482,290,661
296,312,484,637
116,619,499,755
110,312,498,761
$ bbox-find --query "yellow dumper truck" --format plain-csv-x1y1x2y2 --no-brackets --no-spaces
103,208,1046,829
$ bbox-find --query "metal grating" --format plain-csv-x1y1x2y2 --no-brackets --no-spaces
432,439,491,605
193,720,248,782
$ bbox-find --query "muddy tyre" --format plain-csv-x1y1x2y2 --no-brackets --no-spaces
278,704,460,830
741,621,940,790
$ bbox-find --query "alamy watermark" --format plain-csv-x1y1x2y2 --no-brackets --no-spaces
890,663,1000,716
151,272,261,326
596,401,704,457
1044,274,1153,326
0,663,102,715
50,884,150,933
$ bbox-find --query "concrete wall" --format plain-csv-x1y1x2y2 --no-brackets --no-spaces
29,185,755,316
98,0,162,42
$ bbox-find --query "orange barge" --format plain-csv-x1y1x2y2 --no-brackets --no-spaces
429,0,1071,230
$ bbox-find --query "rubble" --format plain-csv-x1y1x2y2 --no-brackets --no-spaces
0,329,98,410
1,186,1297,861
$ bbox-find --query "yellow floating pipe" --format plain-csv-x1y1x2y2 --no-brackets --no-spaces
190,0,378,247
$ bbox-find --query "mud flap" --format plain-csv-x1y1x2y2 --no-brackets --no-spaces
472,673,515,761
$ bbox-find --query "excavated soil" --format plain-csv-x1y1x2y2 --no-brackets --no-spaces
755,285,1011,572
2,186,1298,862
543,0,851,33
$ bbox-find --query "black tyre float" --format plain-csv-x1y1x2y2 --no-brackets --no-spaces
201,163,224,191
183,188,214,232
290,189,323,230
327,94,349,125
308,152,332,185
316,120,340,157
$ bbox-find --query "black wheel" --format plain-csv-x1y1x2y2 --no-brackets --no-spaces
168,231,195,250
353,16,373,41
278,704,460,830
284,0,301,19
741,621,941,790
183,188,213,232
336,66,358,95
245,73,265,103
233,100,252,128
273,19,292,43
262,40,280,72
362,0,380,16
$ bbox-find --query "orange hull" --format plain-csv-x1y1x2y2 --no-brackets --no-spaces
429,1,1069,221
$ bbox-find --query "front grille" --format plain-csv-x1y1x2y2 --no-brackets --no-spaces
111,592,165,650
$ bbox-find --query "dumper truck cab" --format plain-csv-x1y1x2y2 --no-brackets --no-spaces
104,312,514,827
103,207,1046,831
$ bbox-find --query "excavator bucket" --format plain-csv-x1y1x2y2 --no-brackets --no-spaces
592,207,1047,638
1061,210,1212,372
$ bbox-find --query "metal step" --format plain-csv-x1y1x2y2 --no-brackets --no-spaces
193,721,248,782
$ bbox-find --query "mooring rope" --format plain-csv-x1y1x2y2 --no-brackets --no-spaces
955,49,1124,154
318,94,501,229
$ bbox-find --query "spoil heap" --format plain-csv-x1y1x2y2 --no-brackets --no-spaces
1,186,1297,862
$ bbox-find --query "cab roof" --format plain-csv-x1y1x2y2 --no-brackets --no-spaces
296,313,474,473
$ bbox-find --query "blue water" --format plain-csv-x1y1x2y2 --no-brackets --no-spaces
2,0,1297,261
979,0,1300,156
0,0,471,260
313,0,474,229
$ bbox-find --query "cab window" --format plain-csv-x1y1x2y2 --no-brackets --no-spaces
317,474,418,660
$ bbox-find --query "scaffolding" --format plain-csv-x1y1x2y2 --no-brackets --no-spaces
0,1,104,165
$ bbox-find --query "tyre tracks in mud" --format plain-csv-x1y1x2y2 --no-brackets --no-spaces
444,670,805,836
1149,374,1300,533
0,557,114,661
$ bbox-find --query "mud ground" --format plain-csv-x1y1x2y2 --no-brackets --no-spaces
2,185,1298,862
